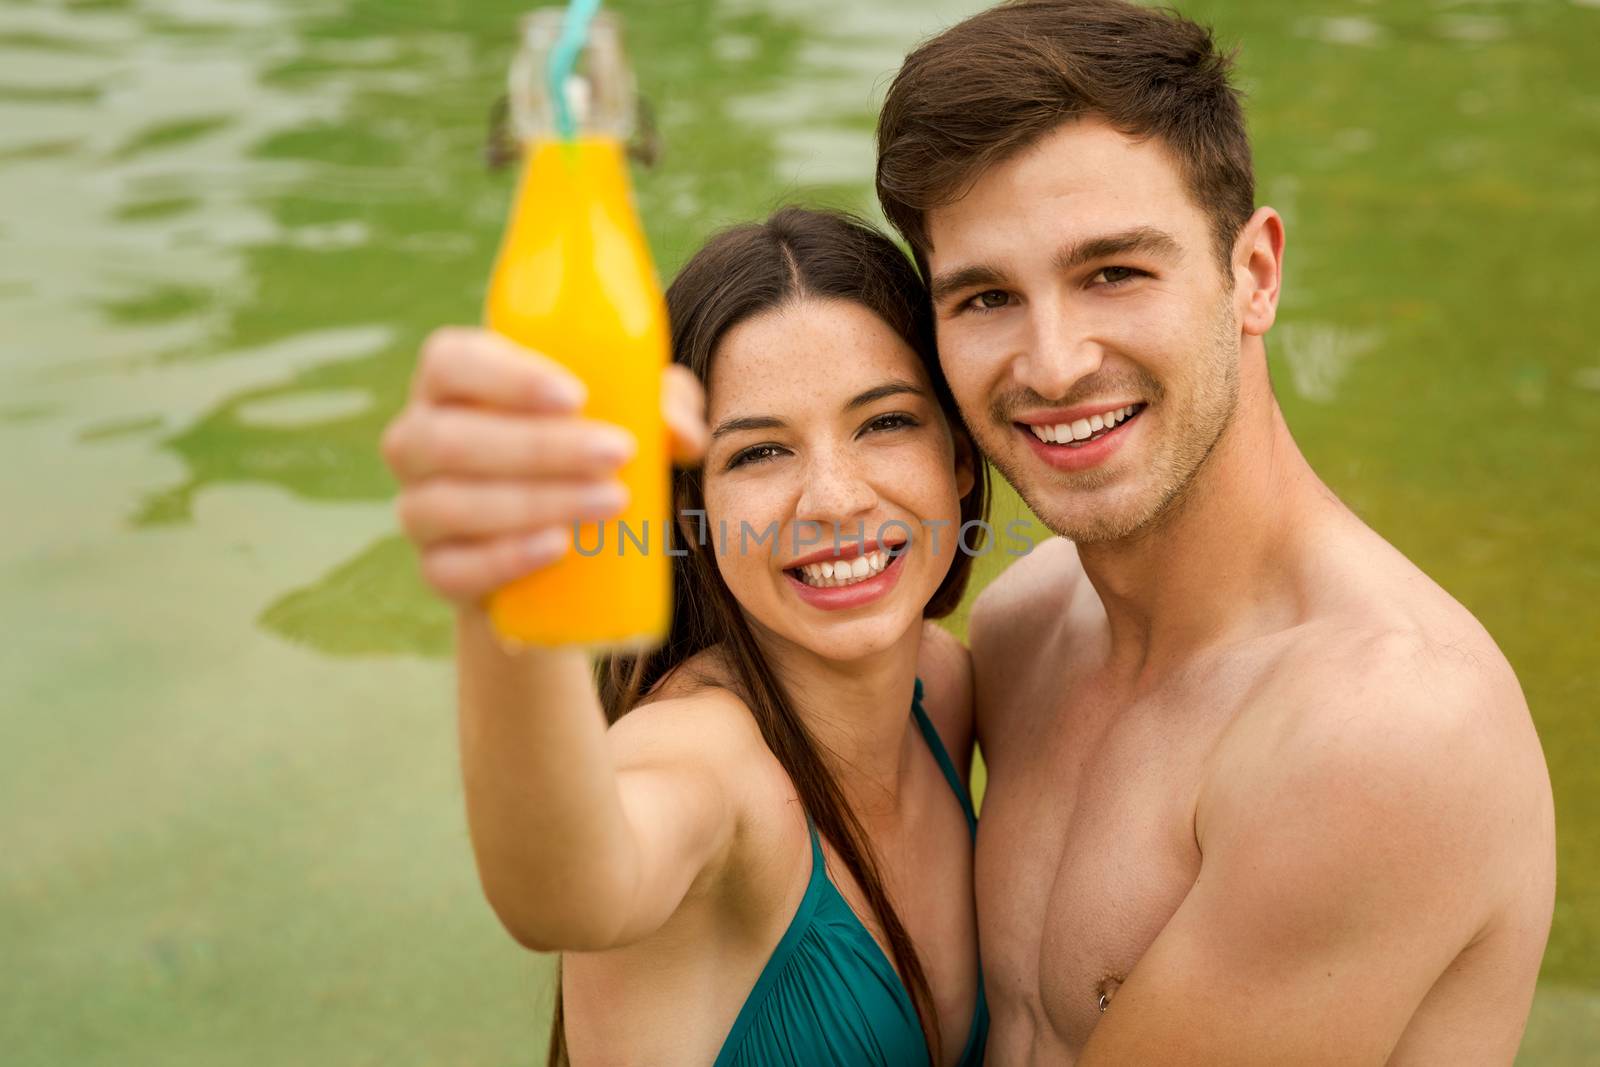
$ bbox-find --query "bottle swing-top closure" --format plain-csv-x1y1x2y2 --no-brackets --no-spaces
484,7,659,170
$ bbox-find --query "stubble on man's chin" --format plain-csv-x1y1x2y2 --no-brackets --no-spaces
1012,467,1181,546
986,303,1243,548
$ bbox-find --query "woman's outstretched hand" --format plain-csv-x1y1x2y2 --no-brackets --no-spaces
380,326,707,604
381,330,724,955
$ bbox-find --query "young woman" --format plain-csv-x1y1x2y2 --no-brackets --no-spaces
382,208,991,1066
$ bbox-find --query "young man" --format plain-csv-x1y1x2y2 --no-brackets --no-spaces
874,1,1554,1063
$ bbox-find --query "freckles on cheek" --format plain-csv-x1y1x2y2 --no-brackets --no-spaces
696,484,734,561
894,441,964,526
704,480,787,564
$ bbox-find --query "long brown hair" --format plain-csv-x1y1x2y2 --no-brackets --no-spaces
876,0,1254,270
547,207,989,1065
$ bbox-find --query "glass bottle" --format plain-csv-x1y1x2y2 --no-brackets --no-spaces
483,10,670,650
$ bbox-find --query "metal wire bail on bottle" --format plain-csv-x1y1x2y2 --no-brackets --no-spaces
487,4,656,169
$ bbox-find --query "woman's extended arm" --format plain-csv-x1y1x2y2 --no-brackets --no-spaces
454,608,738,952
381,326,722,952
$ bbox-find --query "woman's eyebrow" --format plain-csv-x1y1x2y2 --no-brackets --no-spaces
710,414,786,440
846,379,926,411
711,380,926,439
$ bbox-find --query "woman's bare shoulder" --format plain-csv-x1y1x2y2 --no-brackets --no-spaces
613,651,767,765
617,653,810,920
917,621,976,779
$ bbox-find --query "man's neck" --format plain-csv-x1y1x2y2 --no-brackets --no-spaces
1076,393,1330,680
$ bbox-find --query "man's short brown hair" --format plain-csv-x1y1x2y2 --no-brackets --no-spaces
876,0,1255,269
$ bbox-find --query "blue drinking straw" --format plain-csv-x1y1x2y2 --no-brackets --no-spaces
548,0,603,140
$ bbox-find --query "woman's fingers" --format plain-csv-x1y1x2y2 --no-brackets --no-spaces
382,325,643,604
662,363,709,466
413,327,588,412
383,408,636,481
420,528,573,604
397,478,630,546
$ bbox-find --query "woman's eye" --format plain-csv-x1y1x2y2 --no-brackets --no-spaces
864,412,918,434
965,289,1011,313
1091,266,1144,287
727,443,786,469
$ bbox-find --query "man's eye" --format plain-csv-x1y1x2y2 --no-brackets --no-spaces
965,290,1011,313
1092,266,1143,286
728,443,786,469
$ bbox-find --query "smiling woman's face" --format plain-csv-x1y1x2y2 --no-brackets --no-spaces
699,297,973,664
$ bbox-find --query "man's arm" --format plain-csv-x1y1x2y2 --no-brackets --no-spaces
1078,635,1537,1065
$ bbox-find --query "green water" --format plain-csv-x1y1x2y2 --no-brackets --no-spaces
1,0,1595,1062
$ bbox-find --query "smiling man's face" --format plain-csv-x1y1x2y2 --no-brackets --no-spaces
926,118,1244,544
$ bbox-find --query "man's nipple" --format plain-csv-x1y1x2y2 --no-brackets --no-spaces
1095,974,1125,1013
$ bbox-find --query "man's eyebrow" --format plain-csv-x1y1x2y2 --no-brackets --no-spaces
710,415,785,441
846,379,927,411
1053,226,1183,273
929,264,1006,306
928,227,1182,307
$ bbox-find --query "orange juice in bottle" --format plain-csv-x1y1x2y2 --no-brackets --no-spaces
484,9,669,649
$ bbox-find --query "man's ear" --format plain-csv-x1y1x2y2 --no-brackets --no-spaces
1233,206,1285,337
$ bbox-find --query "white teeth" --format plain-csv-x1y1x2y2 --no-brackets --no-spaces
795,550,892,588
1028,405,1141,446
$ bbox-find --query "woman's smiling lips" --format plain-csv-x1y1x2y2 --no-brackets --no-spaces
1016,401,1146,472
782,538,909,611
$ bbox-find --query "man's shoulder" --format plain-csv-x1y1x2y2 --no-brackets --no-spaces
970,536,1094,650
1266,586,1525,735
1288,509,1527,717
1206,618,1549,900
968,537,1101,747
1249,615,1531,781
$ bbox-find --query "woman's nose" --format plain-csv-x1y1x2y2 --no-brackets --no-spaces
795,451,879,526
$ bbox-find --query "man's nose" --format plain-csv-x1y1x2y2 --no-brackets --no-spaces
1013,301,1105,400
795,450,879,526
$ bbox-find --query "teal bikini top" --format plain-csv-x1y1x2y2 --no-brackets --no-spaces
712,678,988,1067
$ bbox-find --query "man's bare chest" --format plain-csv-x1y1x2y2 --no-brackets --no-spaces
975,676,1236,1050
